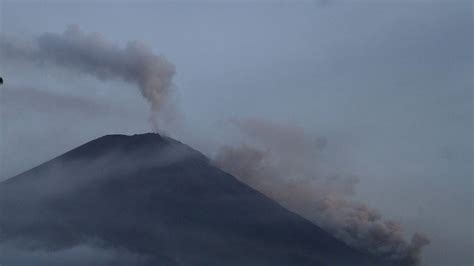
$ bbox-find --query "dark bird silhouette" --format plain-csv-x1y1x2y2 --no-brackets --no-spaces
0,77,3,84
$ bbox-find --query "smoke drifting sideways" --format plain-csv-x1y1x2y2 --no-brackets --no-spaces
214,118,430,266
0,25,175,130
0,26,430,265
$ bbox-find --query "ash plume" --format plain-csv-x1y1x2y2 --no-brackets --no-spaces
0,25,175,130
214,118,430,265
0,25,430,265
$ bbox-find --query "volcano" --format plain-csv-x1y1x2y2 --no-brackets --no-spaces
0,133,388,265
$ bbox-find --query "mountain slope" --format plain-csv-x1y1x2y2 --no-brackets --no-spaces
0,133,386,266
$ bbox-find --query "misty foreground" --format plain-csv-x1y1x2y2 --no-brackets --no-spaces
1,133,396,266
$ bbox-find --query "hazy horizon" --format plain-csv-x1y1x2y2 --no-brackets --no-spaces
0,1,472,265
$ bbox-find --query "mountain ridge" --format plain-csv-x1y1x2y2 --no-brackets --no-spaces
0,133,387,266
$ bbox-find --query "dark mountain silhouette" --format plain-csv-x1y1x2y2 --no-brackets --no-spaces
0,133,388,266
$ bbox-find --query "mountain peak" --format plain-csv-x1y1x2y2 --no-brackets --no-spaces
0,134,387,266
65,133,165,158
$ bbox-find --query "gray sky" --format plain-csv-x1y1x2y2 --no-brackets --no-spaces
0,1,472,265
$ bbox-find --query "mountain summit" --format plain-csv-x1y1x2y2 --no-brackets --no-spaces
0,133,387,266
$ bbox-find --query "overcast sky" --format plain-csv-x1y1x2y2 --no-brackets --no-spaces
0,1,472,265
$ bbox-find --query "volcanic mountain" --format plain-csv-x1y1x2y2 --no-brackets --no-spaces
0,133,388,266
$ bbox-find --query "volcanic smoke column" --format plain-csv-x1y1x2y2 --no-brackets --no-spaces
214,118,430,266
0,25,176,130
